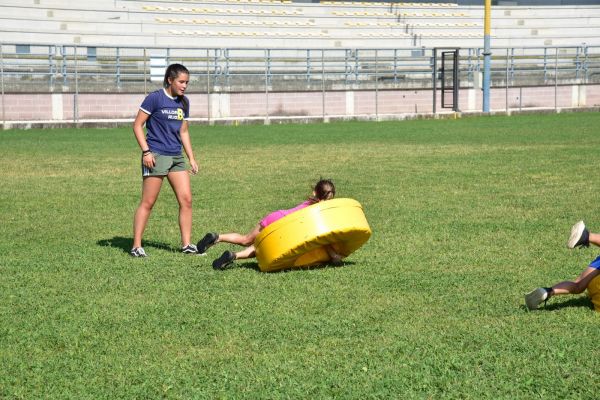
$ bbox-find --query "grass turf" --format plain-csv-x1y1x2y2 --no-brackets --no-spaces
2,113,600,398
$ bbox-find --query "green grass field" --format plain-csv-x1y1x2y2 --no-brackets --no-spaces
2,113,600,399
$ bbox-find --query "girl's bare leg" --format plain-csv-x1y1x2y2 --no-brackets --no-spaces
218,224,261,247
167,170,193,247
133,176,164,248
234,245,256,260
210,225,261,269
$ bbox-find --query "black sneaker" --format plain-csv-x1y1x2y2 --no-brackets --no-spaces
212,250,236,270
181,244,198,254
567,220,590,249
130,247,147,257
197,232,218,254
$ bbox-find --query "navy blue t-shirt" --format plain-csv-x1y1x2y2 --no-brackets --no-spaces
140,89,190,156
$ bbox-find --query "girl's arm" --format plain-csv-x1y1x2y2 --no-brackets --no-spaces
179,120,198,174
132,110,154,168
325,245,343,265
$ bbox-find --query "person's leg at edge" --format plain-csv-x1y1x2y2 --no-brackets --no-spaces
589,232,600,247
133,176,164,248
550,266,600,297
167,170,193,247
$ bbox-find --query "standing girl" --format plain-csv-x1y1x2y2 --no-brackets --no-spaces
130,63,199,257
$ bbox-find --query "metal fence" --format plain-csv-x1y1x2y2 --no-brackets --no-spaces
1,43,600,120
3,44,600,91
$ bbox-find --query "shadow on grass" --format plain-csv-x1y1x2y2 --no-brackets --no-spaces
542,296,594,311
97,236,178,254
523,296,594,312
217,260,356,273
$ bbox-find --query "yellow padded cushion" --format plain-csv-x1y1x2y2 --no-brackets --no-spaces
588,274,600,311
254,198,371,272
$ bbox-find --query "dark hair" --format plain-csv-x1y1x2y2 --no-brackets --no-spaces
163,63,190,114
311,179,336,202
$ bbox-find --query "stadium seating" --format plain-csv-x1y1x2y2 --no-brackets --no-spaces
0,0,600,48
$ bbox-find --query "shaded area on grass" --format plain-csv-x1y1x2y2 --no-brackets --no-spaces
220,260,356,273
97,236,178,254
541,295,594,312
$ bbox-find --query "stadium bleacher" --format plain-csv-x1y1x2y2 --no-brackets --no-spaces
2,0,600,126
1,0,600,48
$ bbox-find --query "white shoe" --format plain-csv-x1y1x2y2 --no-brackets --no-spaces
130,247,147,257
567,220,589,249
525,287,548,310
181,244,198,254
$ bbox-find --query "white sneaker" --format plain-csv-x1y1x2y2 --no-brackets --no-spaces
567,220,589,249
525,287,548,310
130,247,147,257
181,244,198,254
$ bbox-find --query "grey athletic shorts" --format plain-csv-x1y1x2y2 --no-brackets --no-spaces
142,153,186,177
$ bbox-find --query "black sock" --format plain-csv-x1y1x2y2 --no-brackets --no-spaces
582,229,590,246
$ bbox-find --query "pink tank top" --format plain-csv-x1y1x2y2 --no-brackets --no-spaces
259,200,313,228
